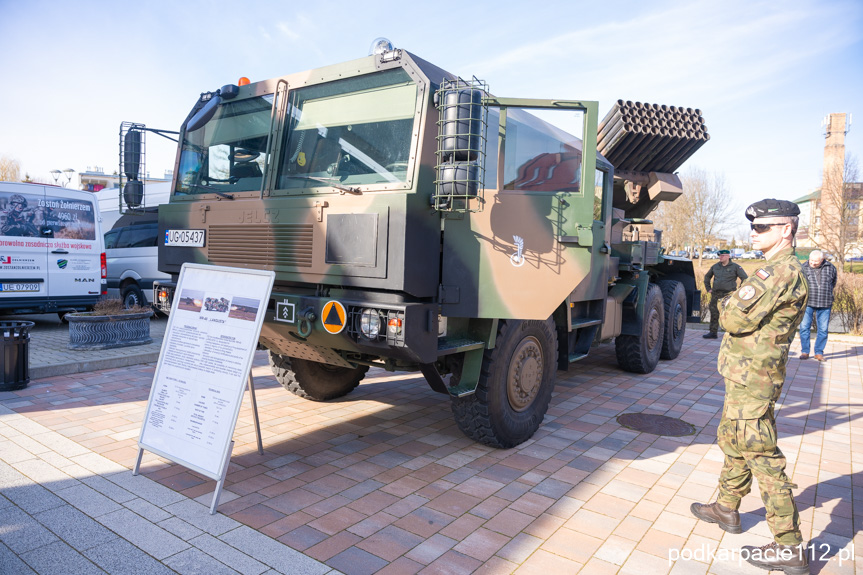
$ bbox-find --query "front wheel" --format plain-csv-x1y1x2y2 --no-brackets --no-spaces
451,318,558,448
615,283,664,374
268,351,368,401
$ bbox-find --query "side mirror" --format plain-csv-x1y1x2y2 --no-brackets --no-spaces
186,94,222,132
124,130,142,180
124,180,144,208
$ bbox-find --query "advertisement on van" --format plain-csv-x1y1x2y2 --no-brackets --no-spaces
1,184,105,314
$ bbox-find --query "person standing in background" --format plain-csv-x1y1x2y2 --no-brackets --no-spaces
703,249,748,339
798,250,837,361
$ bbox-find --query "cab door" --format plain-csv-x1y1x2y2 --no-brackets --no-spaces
43,190,102,301
0,185,49,307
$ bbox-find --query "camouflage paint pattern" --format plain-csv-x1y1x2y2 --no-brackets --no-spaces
716,405,802,545
713,245,807,545
717,246,808,419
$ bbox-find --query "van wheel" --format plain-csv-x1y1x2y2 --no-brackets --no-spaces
658,280,687,360
268,351,368,401
122,284,145,309
615,283,664,373
450,318,557,448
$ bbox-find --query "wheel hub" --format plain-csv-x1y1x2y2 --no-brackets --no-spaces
507,337,543,412
674,303,684,335
647,307,662,349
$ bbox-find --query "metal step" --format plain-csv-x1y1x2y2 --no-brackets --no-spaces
571,318,602,330
437,338,485,356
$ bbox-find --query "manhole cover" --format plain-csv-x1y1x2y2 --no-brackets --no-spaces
617,413,695,436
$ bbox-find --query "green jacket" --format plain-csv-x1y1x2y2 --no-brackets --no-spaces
717,246,808,419
704,261,747,292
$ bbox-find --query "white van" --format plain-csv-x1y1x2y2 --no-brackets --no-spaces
104,207,170,307
98,184,171,308
0,182,106,315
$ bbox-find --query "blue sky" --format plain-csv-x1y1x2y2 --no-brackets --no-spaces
1,0,861,230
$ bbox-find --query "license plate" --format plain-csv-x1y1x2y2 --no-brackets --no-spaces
0,283,40,292
165,229,205,247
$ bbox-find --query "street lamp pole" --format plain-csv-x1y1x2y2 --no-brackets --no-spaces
62,168,75,188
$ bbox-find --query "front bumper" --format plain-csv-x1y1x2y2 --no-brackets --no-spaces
153,282,439,364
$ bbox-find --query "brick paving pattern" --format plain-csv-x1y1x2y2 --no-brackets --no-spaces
1,330,861,574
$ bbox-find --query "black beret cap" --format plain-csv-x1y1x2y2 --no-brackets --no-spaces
745,198,800,221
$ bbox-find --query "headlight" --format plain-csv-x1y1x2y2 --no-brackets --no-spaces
360,308,381,339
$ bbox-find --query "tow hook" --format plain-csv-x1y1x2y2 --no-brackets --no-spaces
297,307,316,338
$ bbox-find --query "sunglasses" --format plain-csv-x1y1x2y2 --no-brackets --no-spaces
750,222,787,233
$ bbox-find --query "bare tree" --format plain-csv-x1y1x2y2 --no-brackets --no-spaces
651,196,689,253
651,166,737,265
811,153,861,266
0,155,21,182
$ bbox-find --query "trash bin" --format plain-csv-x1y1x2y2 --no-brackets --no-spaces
1,321,34,391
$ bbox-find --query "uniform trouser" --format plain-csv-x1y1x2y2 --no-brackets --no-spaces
708,290,732,334
716,402,802,545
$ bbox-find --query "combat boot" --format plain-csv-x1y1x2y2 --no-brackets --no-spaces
742,541,809,574
690,501,741,533
702,332,718,339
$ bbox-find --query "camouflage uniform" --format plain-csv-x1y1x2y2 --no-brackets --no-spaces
704,261,748,334
715,246,808,545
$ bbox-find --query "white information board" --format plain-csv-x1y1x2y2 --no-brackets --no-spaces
138,264,275,479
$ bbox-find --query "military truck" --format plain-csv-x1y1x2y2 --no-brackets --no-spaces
142,42,703,448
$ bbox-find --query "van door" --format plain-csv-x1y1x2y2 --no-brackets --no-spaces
43,190,103,302
0,185,49,306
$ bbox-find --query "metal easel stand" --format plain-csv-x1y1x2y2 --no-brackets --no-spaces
133,370,265,515
210,371,264,515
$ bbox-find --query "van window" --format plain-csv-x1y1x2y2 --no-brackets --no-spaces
104,229,121,249
106,223,159,249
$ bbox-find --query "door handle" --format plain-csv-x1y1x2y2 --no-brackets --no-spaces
51,249,69,254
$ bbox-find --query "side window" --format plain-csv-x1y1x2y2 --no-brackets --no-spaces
594,169,607,221
116,224,158,248
104,229,120,249
502,108,582,193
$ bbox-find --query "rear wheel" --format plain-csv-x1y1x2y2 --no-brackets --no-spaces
122,283,146,309
658,280,687,360
615,283,664,373
451,318,558,448
268,351,368,401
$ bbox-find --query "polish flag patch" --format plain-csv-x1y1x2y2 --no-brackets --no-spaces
756,268,771,280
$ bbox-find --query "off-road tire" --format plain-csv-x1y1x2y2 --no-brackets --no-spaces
450,318,558,448
268,351,368,401
615,283,664,374
658,280,687,360
122,283,146,309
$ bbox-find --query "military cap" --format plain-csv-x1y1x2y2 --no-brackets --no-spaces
745,198,800,221
717,249,730,255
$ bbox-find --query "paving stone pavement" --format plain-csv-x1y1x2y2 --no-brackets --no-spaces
1,324,862,574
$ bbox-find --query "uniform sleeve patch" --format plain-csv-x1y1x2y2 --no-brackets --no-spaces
738,285,757,300
755,268,771,280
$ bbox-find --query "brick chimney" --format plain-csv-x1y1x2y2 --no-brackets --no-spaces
823,113,847,179
819,113,850,252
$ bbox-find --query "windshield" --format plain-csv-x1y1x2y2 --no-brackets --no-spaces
175,94,274,196
277,68,417,191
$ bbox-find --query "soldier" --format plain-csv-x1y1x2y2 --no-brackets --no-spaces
1,194,39,237
690,199,810,575
702,249,748,339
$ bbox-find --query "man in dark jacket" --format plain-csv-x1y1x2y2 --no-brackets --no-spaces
798,249,838,361
703,250,748,338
